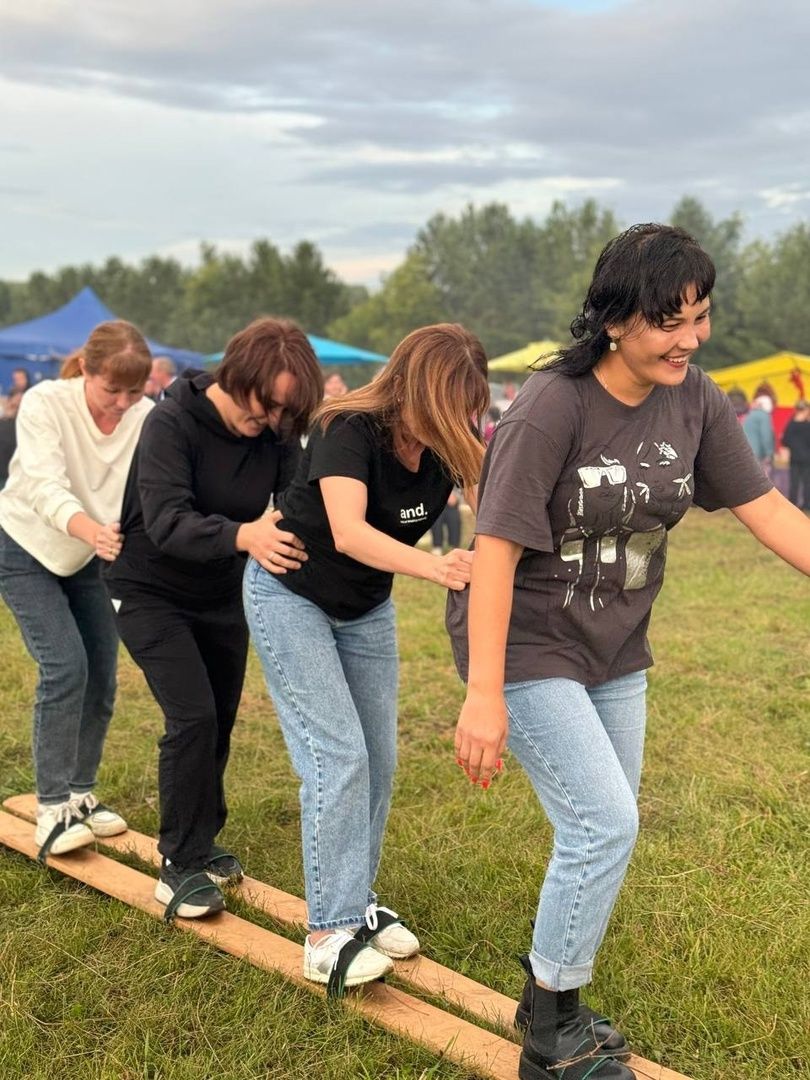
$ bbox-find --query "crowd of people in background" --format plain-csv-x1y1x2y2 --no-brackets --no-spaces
1,224,809,1080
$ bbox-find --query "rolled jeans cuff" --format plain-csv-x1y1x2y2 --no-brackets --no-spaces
529,948,593,991
308,914,366,933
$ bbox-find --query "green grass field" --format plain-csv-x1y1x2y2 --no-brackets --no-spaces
1,509,808,1080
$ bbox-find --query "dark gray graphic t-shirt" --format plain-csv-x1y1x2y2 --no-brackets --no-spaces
446,366,772,687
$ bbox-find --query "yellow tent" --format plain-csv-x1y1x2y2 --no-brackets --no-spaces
489,339,561,373
708,352,810,405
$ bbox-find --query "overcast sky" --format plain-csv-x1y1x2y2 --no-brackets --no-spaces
1,0,809,286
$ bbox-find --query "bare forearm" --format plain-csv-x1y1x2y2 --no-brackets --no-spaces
466,536,522,693
733,489,810,575
66,511,102,547
335,519,441,582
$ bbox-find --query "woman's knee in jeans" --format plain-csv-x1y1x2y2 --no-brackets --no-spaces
39,646,88,704
592,794,639,867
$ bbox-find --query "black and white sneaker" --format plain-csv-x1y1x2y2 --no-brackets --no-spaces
204,845,244,885
154,859,226,920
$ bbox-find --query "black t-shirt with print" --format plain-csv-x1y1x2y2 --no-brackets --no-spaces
446,366,773,687
276,412,453,619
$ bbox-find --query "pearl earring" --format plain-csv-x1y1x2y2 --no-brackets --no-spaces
609,339,618,352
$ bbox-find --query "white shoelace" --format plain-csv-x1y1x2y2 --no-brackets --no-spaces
70,792,98,815
363,904,399,931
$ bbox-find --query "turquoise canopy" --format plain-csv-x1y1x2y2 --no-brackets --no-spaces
205,334,386,366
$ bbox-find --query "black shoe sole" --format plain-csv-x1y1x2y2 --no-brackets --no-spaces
519,1049,633,1080
514,1005,631,1061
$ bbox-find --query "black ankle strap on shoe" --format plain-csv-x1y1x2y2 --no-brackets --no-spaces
37,815,82,864
163,873,219,922
207,846,240,867
326,937,372,998
353,907,401,945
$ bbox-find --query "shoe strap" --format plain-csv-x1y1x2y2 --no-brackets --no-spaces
163,872,221,923
355,906,402,945
207,846,240,867
37,810,83,864
326,937,376,999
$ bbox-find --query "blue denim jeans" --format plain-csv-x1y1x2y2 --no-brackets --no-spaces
243,560,399,930
0,527,118,804
505,670,647,990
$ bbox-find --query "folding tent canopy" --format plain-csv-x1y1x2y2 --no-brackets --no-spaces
205,335,387,366
488,340,561,373
707,352,810,405
0,287,203,386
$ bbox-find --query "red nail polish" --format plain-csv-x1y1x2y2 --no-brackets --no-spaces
481,780,490,790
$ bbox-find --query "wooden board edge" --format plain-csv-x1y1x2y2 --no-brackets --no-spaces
2,796,692,1080
0,809,523,1079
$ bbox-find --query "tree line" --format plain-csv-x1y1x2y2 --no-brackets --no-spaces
2,197,809,370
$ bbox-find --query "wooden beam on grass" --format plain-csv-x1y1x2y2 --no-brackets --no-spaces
0,808,520,1080
3,795,693,1080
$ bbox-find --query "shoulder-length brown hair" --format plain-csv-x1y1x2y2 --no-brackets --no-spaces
60,320,152,386
216,317,323,440
318,323,489,488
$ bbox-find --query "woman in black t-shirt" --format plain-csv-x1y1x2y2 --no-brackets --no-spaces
106,318,323,921
244,323,489,995
451,225,810,1080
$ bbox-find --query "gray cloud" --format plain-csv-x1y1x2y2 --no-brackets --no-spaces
0,0,808,280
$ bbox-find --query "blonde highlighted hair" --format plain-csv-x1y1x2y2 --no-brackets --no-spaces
60,320,152,387
318,323,489,489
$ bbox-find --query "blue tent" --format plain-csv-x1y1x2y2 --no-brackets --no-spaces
205,334,387,366
0,287,203,386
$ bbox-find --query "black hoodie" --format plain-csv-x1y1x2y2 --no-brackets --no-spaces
104,372,300,602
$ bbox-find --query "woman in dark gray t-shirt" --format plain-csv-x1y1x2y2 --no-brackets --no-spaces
449,225,810,1080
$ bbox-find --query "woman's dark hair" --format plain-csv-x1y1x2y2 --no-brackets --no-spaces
545,224,715,377
216,317,323,439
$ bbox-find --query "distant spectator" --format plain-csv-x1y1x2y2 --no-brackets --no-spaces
151,356,177,400
727,389,748,419
782,400,810,510
431,490,462,554
495,381,517,413
0,390,23,487
742,395,775,478
10,368,31,395
483,405,502,444
323,371,348,399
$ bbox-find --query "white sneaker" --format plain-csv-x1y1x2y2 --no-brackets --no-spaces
364,904,420,959
303,930,393,989
35,802,94,857
70,792,127,837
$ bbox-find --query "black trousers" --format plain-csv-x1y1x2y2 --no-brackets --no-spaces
115,589,248,868
788,462,810,509
430,502,462,549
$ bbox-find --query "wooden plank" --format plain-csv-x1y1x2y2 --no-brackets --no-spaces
0,808,520,1080
3,795,692,1080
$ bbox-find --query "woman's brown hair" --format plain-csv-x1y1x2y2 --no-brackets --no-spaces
318,323,489,489
216,317,323,440
60,320,152,387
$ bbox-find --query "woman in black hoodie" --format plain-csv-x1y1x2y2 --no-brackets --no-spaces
105,318,322,918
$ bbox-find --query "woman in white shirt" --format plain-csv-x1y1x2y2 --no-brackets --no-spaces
0,321,152,860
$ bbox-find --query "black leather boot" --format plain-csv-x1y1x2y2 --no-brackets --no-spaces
515,955,630,1060
518,962,635,1080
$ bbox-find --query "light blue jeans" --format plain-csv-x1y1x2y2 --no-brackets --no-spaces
243,561,399,930
505,670,647,990
0,527,118,804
